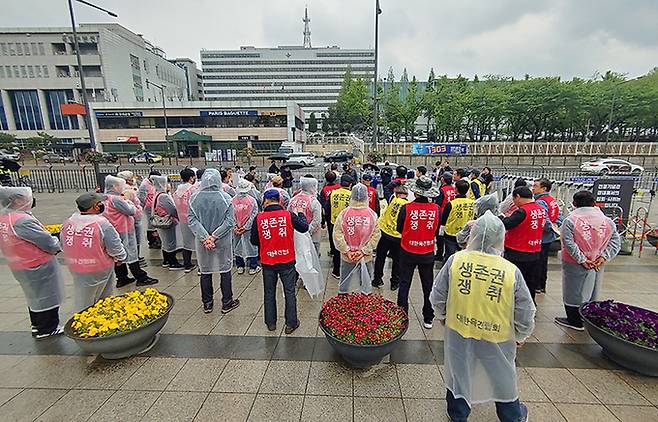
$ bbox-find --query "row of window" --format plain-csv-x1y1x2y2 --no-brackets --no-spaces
0,89,80,131
203,73,373,80
203,81,344,87
203,66,374,74
0,64,49,79
316,52,374,58
201,53,262,59
201,59,375,66
203,95,339,102
0,41,46,56
203,88,340,95
97,115,288,130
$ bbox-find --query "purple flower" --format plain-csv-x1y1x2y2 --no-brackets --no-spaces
582,301,658,349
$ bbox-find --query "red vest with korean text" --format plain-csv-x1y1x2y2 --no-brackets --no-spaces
538,194,559,223
257,209,295,265
232,195,255,228
439,185,457,210
401,202,440,254
0,212,52,270
103,196,134,234
505,202,545,253
367,186,378,212
341,207,377,251
61,217,114,273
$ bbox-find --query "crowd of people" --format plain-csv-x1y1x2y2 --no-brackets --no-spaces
0,158,622,422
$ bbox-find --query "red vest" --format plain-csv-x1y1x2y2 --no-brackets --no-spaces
367,186,378,212
62,217,114,273
322,183,340,200
341,207,377,250
537,194,559,223
232,195,256,228
103,196,134,234
0,212,52,270
400,202,440,254
288,193,314,226
439,185,456,210
257,209,295,265
505,202,545,253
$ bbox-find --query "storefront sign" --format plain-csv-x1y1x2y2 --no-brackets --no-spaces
412,143,468,155
593,178,634,225
117,136,139,143
200,110,258,117
238,135,259,141
95,111,143,118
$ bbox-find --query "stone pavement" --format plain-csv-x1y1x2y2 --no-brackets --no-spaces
0,193,657,421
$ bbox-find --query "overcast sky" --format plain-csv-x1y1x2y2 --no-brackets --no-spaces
2,0,657,81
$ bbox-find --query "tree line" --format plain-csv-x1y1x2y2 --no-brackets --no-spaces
312,67,658,143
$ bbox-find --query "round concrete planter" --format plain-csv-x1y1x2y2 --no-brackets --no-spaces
319,310,408,369
64,293,174,359
580,303,658,377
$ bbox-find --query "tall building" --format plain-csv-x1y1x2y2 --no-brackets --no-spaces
0,23,188,152
201,8,374,121
170,58,203,101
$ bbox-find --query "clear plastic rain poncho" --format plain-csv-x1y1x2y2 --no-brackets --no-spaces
232,180,259,259
104,175,139,263
151,175,180,253
457,193,500,247
0,187,63,312
173,181,198,251
188,169,235,274
289,176,322,243
430,211,536,406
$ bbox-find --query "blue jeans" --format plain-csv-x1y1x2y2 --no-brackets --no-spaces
443,236,459,262
446,390,522,422
263,263,298,328
236,256,258,270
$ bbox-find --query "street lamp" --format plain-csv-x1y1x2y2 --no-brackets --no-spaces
67,0,117,187
371,0,382,148
145,79,170,154
604,77,642,153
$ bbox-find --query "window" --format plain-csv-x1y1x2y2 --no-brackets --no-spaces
5,66,11,78
16,43,23,56
201,59,375,66
10,90,44,130
23,43,30,56
52,43,67,55
28,66,34,78
9,43,16,55
31,42,38,55
20,66,27,78
43,65,49,78
45,90,79,130
0,67,4,78
203,66,373,73
38,42,45,55
13,66,19,78
0,43,6,55
35,66,42,78
0,97,8,130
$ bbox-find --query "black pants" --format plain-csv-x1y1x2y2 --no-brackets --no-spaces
263,263,298,327
506,255,539,302
443,236,459,263
373,234,401,287
435,234,445,259
115,262,149,283
146,230,160,247
29,307,59,335
397,250,435,323
328,223,340,276
537,243,551,291
200,272,233,307
162,250,180,266
182,250,193,267
565,305,584,327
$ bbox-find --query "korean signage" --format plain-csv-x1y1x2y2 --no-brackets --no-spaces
238,135,259,141
200,110,258,117
204,149,238,162
412,143,468,155
95,111,143,118
593,178,634,225
116,136,139,143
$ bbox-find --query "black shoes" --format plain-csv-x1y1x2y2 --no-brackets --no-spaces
203,302,214,314
35,326,64,339
372,280,384,288
168,263,185,271
184,264,197,273
285,323,300,335
221,299,241,314
116,277,136,288
136,277,159,287
267,324,277,332
554,317,584,331
390,283,399,291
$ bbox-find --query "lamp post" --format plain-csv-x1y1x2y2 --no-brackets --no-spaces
67,0,117,187
145,79,170,154
604,77,641,153
371,0,382,148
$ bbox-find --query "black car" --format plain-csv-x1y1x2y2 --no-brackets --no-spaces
324,150,354,162
101,153,118,163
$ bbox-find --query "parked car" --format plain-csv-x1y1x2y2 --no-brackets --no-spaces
286,152,316,167
100,152,119,163
580,158,644,176
42,153,75,163
0,150,19,161
129,152,163,164
324,150,354,162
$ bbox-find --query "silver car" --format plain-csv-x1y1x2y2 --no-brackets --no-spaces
580,158,644,176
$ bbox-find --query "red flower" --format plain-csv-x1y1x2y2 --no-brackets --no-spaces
319,293,409,345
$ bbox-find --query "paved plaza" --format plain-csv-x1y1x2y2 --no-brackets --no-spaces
0,192,657,421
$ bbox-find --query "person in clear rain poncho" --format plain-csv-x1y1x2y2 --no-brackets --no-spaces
188,169,240,314
232,179,260,275
456,193,499,248
0,187,64,338
333,183,380,294
104,176,158,287
431,211,535,422
117,170,145,266
61,193,126,312
173,168,198,272
151,175,183,270
138,170,162,249
288,176,322,253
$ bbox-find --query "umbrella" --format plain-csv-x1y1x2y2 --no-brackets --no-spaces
362,163,380,172
268,153,289,161
0,159,21,172
285,162,305,170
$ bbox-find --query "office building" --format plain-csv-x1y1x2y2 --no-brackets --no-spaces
0,23,189,153
90,100,304,156
201,8,374,121
170,58,203,101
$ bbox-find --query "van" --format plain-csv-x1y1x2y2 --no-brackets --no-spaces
287,152,316,167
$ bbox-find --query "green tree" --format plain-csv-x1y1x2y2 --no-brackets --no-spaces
328,68,371,132
320,113,329,132
308,112,318,132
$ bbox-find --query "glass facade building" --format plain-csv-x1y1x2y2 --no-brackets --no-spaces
45,89,79,130
9,90,43,130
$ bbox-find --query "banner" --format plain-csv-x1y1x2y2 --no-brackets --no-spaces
593,178,634,226
412,143,468,155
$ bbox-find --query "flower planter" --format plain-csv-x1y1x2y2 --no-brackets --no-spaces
646,230,658,248
64,292,174,359
580,301,658,377
319,294,409,369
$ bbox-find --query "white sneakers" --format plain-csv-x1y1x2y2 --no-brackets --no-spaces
249,266,262,275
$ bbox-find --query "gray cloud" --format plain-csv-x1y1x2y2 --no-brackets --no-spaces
1,0,656,81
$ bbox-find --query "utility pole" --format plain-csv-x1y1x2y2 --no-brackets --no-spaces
146,79,170,153
371,0,382,148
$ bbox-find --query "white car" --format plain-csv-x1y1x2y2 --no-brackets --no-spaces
580,158,644,176
286,152,315,167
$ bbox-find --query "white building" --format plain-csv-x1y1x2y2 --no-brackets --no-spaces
170,58,203,101
0,23,190,152
201,9,374,121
